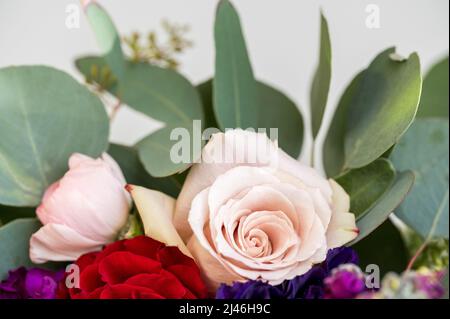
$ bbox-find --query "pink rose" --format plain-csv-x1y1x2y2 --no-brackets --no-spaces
30,153,131,263
173,130,358,290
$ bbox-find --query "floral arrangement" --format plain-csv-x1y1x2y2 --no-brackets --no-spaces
0,0,448,300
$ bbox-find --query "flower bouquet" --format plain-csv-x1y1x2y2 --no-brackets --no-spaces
0,0,448,300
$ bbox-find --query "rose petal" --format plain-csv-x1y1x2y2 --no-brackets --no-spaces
207,166,279,218
187,235,242,292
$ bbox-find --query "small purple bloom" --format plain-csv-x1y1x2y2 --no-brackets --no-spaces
0,267,64,299
414,272,445,299
216,247,359,299
324,265,366,299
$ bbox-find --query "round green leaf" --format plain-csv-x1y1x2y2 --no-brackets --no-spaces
84,1,125,79
350,170,415,245
0,66,109,206
344,48,422,170
336,158,395,219
0,219,40,279
392,118,449,239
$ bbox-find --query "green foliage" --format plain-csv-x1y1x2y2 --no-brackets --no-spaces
213,0,258,130
417,56,449,118
84,1,126,79
323,71,364,177
392,118,449,239
310,12,332,138
336,158,395,218
195,79,304,158
123,20,192,69
403,227,449,271
107,143,185,197
80,2,205,178
0,66,109,206
0,219,62,280
354,220,409,275
344,48,422,170
350,170,415,245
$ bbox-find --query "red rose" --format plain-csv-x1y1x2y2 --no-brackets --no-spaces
67,236,208,299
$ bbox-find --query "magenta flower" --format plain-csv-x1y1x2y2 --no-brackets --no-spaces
324,264,367,299
0,267,64,299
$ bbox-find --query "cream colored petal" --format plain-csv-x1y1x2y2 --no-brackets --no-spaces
326,179,359,248
128,185,191,257
187,235,243,292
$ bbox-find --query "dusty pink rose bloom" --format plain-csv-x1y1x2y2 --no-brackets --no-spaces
174,130,358,291
30,153,131,263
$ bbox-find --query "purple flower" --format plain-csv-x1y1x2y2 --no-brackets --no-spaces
414,271,445,299
216,247,359,299
0,267,64,299
324,265,366,299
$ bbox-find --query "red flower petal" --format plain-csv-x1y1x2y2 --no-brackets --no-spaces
98,251,161,285
99,284,164,299
79,264,104,292
157,246,196,268
94,239,125,262
167,264,208,298
124,272,186,298
123,236,164,260
76,251,98,271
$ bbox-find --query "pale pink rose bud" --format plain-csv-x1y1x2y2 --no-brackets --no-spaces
30,153,131,263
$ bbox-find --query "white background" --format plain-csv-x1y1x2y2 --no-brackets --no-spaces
0,0,448,167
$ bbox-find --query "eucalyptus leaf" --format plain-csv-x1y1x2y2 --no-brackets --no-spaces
75,57,204,177
323,71,365,177
0,219,52,280
353,219,408,275
392,118,449,239
121,62,203,125
213,0,258,129
257,81,303,158
310,12,332,138
344,48,422,170
84,1,125,79
197,80,220,129
336,158,395,219
417,56,449,118
108,143,185,197
350,170,415,245
0,66,109,206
